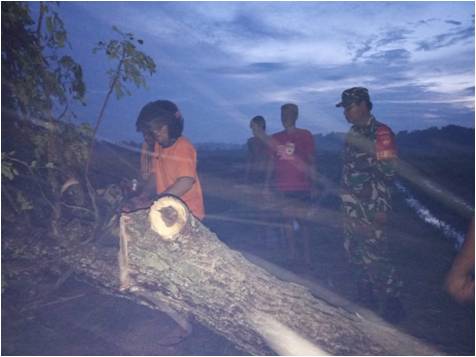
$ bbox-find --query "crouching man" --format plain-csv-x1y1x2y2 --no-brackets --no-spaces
122,100,205,221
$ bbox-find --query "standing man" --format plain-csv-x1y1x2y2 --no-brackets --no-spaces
245,115,270,186
266,103,317,266
336,87,404,322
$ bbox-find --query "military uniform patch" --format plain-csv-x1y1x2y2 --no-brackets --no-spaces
376,126,397,161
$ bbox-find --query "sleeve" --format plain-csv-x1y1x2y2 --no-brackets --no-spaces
375,126,397,179
305,130,316,159
375,126,397,161
175,139,197,179
267,135,277,158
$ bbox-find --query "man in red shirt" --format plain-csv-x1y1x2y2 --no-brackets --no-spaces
266,103,317,266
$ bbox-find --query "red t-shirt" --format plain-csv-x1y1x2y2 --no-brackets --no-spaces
269,128,315,192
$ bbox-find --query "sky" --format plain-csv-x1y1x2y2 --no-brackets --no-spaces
49,1,475,144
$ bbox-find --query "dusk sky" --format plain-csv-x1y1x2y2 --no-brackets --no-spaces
52,1,474,144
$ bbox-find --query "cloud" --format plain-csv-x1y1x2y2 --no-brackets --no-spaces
59,2,474,143
445,20,462,26
375,28,413,47
351,40,373,62
208,62,290,77
222,38,352,66
416,24,474,51
463,86,475,95
367,49,411,65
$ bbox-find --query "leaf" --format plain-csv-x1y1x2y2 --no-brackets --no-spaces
46,16,53,33
16,192,33,211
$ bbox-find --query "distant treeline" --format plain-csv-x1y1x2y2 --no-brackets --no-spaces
314,124,474,155
173,124,475,154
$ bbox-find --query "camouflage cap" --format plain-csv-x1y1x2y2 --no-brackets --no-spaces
336,87,370,107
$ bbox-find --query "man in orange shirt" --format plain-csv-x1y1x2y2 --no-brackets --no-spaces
123,100,204,220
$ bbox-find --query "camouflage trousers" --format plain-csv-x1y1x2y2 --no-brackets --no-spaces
343,213,403,302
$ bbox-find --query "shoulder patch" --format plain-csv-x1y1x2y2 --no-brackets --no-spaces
375,125,397,160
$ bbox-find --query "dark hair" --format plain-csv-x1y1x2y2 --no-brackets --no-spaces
364,99,373,111
281,103,298,118
250,115,266,130
136,100,184,139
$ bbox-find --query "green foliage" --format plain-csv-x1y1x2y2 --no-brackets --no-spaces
1,1,85,116
2,152,19,180
93,26,156,99
85,25,156,177
61,123,93,170
2,4,157,238
16,191,34,211
1,2,88,229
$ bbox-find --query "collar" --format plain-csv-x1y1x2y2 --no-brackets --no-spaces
352,115,375,132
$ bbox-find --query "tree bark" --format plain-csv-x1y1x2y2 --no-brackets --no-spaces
15,195,441,355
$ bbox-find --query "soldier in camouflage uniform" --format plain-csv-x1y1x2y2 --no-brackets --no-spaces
336,87,404,322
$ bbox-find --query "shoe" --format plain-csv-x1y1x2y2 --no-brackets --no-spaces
382,297,406,323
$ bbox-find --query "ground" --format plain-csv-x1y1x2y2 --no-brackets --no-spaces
2,149,474,355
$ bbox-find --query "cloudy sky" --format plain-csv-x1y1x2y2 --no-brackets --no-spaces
53,1,474,144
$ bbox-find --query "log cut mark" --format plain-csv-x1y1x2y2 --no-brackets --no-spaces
118,214,130,290
149,196,190,241
160,206,179,227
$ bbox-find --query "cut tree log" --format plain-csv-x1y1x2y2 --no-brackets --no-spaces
114,195,439,355
9,195,442,355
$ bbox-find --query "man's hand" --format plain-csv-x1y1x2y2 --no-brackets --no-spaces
121,194,153,213
445,267,475,304
445,217,475,304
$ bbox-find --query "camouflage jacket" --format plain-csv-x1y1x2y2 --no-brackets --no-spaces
341,116,397,220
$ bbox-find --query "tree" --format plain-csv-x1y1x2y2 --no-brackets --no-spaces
2,1,88,237
86,26,156,176
2,3,156,240
2,2,85,119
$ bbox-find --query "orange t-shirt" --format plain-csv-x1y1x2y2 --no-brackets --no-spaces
154,137,205,220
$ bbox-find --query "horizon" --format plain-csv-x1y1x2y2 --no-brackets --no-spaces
29,2,475,145
104,122,474,147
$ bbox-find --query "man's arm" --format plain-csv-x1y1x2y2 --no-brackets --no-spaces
306,132,318,198
264,155,274,192
121,173,156,213
138,173,157,199
445,218,475,303
164,176,195,197
244,139,253,185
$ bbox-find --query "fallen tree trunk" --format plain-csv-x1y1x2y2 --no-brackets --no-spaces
10,195,442,355
116,195,440,355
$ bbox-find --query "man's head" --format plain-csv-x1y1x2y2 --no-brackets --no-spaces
336,87,372,126
137,100,184,147
250,115,266,137
136,114,155,147
281,103,298,129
